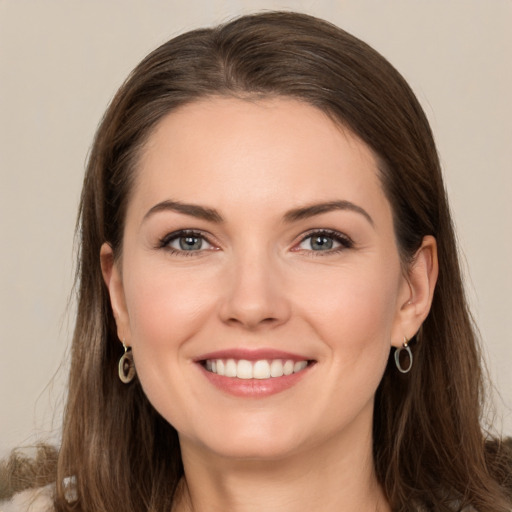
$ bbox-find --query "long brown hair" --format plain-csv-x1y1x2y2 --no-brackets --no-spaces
48,11,512,511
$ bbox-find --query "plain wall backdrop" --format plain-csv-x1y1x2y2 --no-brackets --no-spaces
1,0,511,456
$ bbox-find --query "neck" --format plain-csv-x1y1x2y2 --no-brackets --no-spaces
173,410,390,512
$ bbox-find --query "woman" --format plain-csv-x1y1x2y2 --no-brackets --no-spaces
2,11,511,512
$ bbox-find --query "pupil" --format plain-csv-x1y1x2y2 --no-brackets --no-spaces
179,236,202,250
311,236,333,250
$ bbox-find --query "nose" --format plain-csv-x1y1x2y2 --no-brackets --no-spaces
218,250,292,330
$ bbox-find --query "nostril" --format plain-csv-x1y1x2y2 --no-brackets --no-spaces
218,280,292,329
224,314,281,329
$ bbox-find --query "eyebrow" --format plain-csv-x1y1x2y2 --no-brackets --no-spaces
143,200,224,223
143,199,373,226
283,200,374,226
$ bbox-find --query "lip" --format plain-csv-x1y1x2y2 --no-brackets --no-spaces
194,348,310,362
194,348,316,398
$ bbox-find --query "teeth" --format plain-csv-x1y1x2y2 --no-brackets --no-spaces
270,359,284,377
294,361,308,372
204,358,309,379
237,360,253,379
253,360,271,379
283,360,294,375
225,359,237,377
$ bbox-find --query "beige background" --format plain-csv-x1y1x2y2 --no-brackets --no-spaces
1,0,511,456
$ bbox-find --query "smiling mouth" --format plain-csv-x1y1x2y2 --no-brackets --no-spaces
202,358,314,379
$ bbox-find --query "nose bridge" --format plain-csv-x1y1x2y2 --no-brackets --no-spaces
219,242,290,329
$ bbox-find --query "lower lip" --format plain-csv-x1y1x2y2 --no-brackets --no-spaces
198,363,313,398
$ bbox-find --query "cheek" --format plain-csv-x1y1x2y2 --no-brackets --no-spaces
289,262,400,433
296,258,400,380
301,258,399,337
120,259,220,424
120,259,214,377
123,258,218,345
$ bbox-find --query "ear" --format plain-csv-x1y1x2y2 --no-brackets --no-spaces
391,235,438,347
100,243,131,346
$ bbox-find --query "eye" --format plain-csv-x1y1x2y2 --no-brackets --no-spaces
296,230,353,253
159,230,215,254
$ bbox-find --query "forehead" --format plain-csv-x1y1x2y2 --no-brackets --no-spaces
129,96,390,225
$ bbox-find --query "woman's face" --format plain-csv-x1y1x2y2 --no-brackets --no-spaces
104,97,417,460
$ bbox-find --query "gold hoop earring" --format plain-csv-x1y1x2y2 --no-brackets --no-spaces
118,343,136,383
394,337,413,374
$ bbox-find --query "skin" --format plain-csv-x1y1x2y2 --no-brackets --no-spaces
101,97,438,512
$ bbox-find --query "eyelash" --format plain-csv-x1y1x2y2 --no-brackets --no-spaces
158,229,354,257
295,229,354,256
158,230,215,257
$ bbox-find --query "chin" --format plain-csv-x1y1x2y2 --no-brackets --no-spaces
178,414,312,461
198,436,303,461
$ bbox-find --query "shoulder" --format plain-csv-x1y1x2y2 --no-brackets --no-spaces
0,485,54,512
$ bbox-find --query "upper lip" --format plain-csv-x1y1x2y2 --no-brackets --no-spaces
194,348,313,362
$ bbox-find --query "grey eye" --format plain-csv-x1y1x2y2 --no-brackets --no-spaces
296,230,352,253
309,235,334,251
179,235,203,251
163,232,213,252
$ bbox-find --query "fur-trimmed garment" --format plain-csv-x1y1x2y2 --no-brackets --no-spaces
0,485,54,512
0,486,483,512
